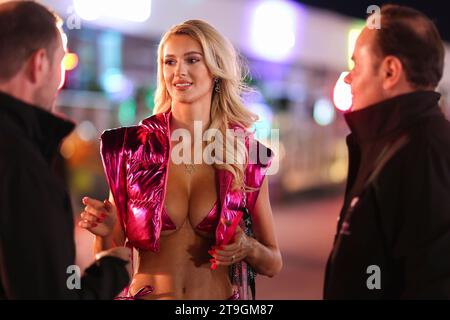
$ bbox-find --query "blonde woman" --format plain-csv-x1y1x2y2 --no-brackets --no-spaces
79,20,282,300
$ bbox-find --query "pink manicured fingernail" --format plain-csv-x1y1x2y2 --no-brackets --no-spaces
210,263,217,270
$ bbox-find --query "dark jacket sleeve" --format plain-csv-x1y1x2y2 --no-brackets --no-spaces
77,256,129,300
0,156,129,299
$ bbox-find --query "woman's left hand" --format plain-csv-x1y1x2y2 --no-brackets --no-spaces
209,226,254,267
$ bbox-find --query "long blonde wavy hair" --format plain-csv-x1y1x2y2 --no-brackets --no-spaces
153,20,258,191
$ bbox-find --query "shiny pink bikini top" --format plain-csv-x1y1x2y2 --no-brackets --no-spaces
161,201,220,232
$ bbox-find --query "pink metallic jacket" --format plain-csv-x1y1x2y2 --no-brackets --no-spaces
100,111,273,252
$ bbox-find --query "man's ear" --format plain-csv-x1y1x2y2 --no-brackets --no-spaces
26,48,48,84
381,55,404,90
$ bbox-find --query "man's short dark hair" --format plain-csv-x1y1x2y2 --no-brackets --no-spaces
372,4,445,89
0,1,61,82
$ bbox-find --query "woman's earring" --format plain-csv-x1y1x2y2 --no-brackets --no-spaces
214,78,220,93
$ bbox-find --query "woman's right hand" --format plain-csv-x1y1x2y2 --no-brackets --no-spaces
78,196,117,238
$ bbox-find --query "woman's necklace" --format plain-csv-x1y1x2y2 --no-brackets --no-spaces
184,163,196,175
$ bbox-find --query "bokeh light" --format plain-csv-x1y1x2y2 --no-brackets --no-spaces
333,72,352,111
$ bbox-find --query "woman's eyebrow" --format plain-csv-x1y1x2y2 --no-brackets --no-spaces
164,51,203,58
184,51,203,56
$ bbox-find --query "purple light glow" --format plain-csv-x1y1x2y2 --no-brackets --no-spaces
249,0,300,62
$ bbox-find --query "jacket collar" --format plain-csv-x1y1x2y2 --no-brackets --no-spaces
141,110,171,133
0,91,75,161
344,90,442,142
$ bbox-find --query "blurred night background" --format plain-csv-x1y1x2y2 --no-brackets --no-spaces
22,0,450,299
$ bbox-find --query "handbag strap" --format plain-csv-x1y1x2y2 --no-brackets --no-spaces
241,179,257,300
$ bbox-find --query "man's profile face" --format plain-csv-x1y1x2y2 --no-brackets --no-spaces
344,27,385,111
34,27,66,112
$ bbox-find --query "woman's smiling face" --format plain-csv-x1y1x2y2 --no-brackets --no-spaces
163,34,214,105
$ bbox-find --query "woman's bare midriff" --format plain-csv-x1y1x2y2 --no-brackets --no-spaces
128,219,232,300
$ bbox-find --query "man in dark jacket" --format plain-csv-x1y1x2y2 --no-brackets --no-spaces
324,4,450,299
0,1,130,299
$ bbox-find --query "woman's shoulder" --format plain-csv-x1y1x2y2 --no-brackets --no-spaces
100,126,127,143
101,113,169,144
101,113,170,157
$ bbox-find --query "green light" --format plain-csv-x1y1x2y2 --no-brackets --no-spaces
145,88,155,112
118,100,137,126
348,20,366,70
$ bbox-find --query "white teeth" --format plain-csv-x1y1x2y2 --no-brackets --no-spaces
175,83,191,87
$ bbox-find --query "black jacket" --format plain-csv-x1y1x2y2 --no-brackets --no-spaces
324,91,450,299
0,92,129,299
